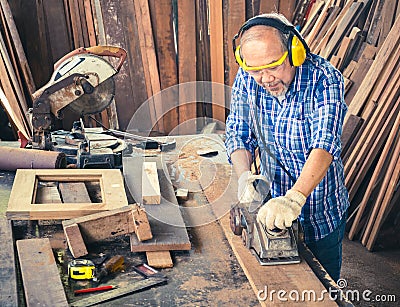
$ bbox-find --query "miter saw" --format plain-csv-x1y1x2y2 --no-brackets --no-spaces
230,179,300,266
29,45,128,168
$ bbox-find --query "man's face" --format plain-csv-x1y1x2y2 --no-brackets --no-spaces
240,28,296,98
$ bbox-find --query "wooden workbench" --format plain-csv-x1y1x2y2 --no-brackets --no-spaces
0,136,343,306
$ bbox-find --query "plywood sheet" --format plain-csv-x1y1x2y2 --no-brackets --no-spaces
16,238,68,307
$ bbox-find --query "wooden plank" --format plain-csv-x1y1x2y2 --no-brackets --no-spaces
91,0,118,129
279,0,296,21
378,0,397,48
59,182,92,203
0,218,18,307
63,222,88,258
124,156,191,252
63,205,152,258
309,6,341,50
313,0,354,54
16,238,68,307
198,162,337,307
348,109,400,240
42,0,72,64
226,0,246,87
77,0,90,47
0,19,30,136
365,155,400,250
363,131,400,249
35,185,62,203
321,1,364,59
146,251,173,268
6,169,128,220
209,0,226,124
346,92,400,200
100,0,148,132
133,0,164,133
142,161,161,205
344,43,377,103
344,57,400,177
259,0,279,13
148,0,178,133
360,46,400,120
340,114,363,158
0,0,36,94
177,0,197,134
69,0,84,47
345,13,400,123
305,0,333,45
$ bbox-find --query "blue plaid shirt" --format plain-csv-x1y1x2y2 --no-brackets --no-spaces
225,54,349,243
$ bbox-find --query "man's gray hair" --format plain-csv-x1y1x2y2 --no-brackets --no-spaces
240,13,291,52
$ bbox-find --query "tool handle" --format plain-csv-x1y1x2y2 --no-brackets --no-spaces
86,46,127,71
53,46,127,72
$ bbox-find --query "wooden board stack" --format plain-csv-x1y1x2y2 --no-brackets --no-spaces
0,0,34,140
294,0,400,250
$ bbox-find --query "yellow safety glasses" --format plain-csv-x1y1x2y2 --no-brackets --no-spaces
235,46,288,71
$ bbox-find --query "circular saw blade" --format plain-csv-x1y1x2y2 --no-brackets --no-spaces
68,76,115,115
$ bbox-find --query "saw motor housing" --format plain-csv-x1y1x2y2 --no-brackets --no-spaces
30,46,126,150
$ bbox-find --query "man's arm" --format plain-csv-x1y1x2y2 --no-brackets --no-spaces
292,148,333,197
230,149,253,177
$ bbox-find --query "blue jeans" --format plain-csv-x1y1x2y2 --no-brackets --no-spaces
306,215,347,283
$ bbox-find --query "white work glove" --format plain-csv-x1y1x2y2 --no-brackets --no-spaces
237,171,269,203
257,189,307,230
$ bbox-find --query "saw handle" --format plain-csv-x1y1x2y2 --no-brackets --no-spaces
54,46,127,72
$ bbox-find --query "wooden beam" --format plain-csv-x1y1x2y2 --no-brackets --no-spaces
345,13,400,123
226,0,246,87
0,218,18,307
148,0,178,133
177,0,197,134
142,161,161,205
348,109,400,240
146,251,173,268
209,0,226,124
59,182,92,203
16,238,68,307
133,0,164,133
0,0,36,94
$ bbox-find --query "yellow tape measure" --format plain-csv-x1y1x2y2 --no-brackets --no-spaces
68,259,95,280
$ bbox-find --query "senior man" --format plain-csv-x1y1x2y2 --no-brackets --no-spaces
225,13,349,282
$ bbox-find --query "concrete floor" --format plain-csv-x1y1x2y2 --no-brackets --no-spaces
341,238,400,306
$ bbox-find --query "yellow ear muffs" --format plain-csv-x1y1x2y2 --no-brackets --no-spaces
289,35,307,67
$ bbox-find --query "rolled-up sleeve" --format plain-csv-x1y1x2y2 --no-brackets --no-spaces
311,72,347,160
225,72,258,160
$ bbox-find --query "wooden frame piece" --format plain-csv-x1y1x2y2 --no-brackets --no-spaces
6,169,128,220
63,205,152,258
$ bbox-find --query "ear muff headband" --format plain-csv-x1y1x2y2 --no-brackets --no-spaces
232,16,310,67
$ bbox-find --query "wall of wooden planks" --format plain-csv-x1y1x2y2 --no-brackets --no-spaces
298,0,400,251
2,0,296,135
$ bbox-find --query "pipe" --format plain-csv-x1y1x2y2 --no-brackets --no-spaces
0,147,66,171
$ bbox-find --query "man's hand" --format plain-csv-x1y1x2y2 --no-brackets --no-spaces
237,171,269,203
257,189,306,229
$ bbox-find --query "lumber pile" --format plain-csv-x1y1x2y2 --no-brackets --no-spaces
0,0,34,140
295,0,400,250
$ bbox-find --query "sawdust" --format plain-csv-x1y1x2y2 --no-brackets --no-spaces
179,275,213,291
